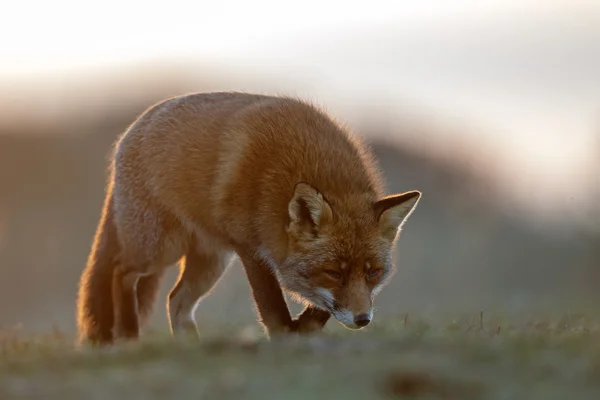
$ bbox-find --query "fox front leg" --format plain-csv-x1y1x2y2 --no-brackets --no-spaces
292,306,331,334
238,252,297,337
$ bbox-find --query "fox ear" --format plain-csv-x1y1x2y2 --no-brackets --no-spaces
288,182,333,236
374,191,421,242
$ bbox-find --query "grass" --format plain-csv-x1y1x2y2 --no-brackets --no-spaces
2,313,600,399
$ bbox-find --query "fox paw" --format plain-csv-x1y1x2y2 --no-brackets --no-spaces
291,308,331,334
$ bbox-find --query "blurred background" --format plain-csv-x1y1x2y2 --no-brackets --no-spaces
1,0,599,334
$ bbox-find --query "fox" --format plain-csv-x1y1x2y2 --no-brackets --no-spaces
76,91,422,345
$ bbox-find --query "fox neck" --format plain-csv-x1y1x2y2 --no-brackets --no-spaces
250,214,293,271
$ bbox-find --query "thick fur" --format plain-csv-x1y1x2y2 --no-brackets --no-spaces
77,187,118,345
76,92,421,345
76,177,164,345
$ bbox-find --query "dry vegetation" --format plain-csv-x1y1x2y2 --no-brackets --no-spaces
2,314,600,399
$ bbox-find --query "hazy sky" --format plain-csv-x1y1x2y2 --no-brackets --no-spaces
2,0,594,74
2,0,599,218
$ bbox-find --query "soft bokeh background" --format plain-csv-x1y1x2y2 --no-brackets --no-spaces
1,0,599,334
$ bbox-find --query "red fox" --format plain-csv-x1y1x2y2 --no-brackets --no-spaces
76,92,421,345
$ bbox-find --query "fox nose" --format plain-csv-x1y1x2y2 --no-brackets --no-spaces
354,313,371,327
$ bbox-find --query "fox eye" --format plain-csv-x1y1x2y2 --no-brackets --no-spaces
366,269,383,280
324,270,342,280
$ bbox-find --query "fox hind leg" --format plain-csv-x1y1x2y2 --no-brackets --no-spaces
137,271,166,327
112,266,145,340
111,193,187,342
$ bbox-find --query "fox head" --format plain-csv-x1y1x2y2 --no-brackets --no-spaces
279,181,421,330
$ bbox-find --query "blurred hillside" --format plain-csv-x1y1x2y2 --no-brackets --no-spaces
0,66,598,333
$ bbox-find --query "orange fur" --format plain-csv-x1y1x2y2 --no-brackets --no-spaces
76,92,422,345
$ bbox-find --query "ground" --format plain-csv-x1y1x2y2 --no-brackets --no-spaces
2,313,600,399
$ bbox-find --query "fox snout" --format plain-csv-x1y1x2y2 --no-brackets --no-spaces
332,306,373,330
354,313,371,327
311,284,376,330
